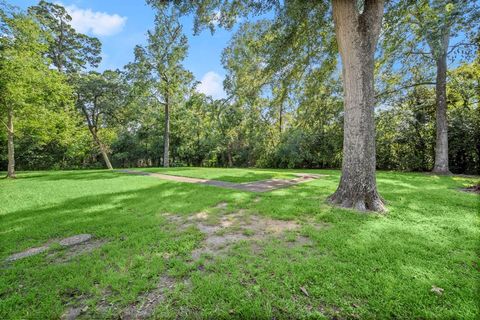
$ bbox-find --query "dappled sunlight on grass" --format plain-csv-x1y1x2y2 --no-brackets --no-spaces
0,168,478,319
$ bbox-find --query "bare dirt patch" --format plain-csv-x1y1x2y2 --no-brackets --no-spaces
5,234,106,263
459,184,480,194
49,239,108,263
5,245,51,262
61,306,83,320
215,201,228,209
165,206,325,262
286,235,315,248
59,234,92,246
121,275,177,320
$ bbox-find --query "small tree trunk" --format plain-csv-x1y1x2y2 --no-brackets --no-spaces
6,109,16,179
163,102,170,168
91,130,113,170
227,146,233,167
432,53,450,174
328,0,386,212
98,140,113,170
279,103,283,134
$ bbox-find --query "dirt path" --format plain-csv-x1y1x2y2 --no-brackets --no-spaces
117,170,324,192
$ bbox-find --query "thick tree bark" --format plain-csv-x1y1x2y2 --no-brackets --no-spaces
163,102,170,168
328,0,386,212
6,109,16,178
432,53,450,174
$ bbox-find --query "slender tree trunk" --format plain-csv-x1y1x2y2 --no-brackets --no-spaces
328,0,386,212
92,132,113,170
163,102,170,168
227,146,233,167
432,53,450,174
279,103,283,134
6,109,16,178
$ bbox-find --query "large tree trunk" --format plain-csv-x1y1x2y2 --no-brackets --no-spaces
432,52,450,174
163,102,170,168
328,0,386,212
6,109,16,179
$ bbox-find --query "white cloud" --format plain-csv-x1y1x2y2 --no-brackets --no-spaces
63,4,127,37
197,71,226,99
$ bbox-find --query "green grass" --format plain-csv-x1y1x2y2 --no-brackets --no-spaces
133,167,299,183
0,168,478,319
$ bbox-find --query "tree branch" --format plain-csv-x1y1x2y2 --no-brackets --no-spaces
375,81,436,99
448,42,476,55
0,118,10,132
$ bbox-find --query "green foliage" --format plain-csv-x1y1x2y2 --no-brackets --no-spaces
0,5,84,171
379,0,479,96
447,60,480,173
376,87,436,171
126,5,194,108
28,0,102,73
1,1,479,174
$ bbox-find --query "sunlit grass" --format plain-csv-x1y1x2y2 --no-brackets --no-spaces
0,168,478,319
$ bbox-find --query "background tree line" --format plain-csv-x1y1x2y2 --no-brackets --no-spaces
1,0,479,177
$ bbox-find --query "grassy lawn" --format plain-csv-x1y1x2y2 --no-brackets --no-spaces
0,168,478,319
133,167,301,183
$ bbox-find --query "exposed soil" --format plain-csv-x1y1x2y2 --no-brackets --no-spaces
48,239,108,263
5,245,51,262
59,234,92,247
459,184,480,194
5,234,100,262
121,275,177,320
59,203,329,318
61,307,83,320
166,205,328,262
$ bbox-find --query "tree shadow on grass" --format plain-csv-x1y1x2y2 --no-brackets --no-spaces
0,181,247,257
1,170,478,319
12,170,122,182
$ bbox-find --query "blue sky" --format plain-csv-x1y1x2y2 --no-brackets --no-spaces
10,0,234,98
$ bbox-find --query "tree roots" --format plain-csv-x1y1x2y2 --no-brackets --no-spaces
328,187,386,213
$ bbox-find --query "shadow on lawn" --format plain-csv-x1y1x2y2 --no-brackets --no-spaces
14,170,122,182
1,180,244,256
1,170,478,319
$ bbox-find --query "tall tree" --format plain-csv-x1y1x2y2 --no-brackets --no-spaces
127,6,193,168
328,0,385,211
381,0,479,174
73,71,127,170
28,1,101,73
0,7,71,178
155,0,386,211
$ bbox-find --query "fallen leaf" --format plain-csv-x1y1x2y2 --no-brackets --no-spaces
431,285,444,295
300,286,309,297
